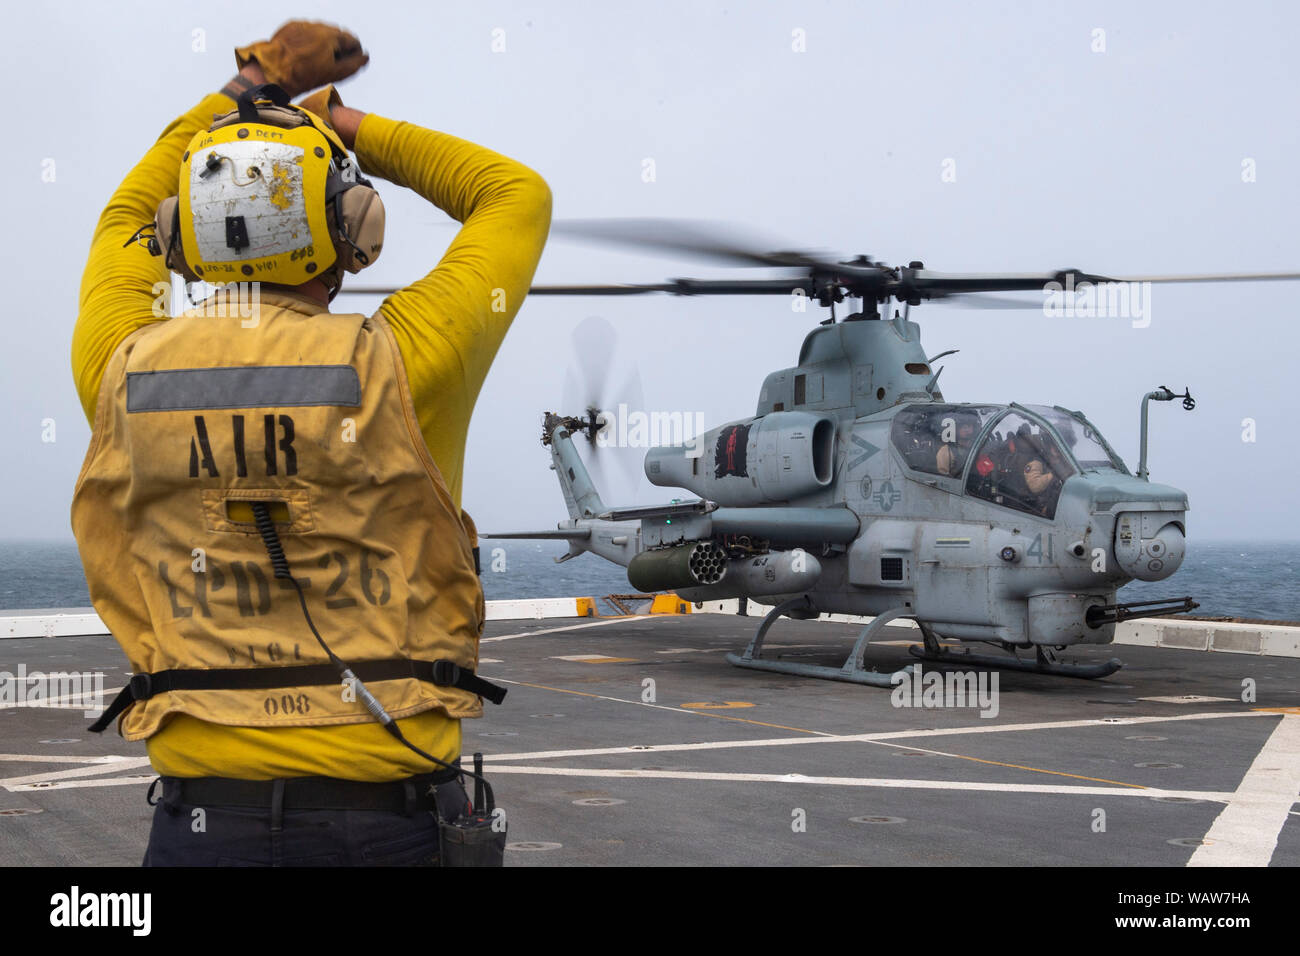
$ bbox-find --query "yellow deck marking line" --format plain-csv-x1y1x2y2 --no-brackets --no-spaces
1253,706,1300,715
866,739,1147,789
494,679,836,736
681,702,755,710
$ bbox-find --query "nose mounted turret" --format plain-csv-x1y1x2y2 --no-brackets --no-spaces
1069,466,1190,583
1114,512,1186,581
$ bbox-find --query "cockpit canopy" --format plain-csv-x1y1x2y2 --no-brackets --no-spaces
892,405,1001,479
890,403,1128,519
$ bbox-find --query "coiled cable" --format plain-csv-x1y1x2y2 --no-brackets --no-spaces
248,501,495,810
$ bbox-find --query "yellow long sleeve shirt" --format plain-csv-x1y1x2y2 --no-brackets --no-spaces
72,90,551,780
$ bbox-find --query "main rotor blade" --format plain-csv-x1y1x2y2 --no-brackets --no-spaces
1105,271,1300,284
551,217,842,271
906,270,1117,294
335,283,686,296
338,282,789,297
911,269,1300,291
338,269,1300,300
533,278,822,296
528,283,682,295
926,292,1047,310
340,278,1071,299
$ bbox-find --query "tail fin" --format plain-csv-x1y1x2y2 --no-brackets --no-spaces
481,414,641,569
544,414,607,519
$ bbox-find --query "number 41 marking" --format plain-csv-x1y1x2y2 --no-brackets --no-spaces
1026,533,1054,563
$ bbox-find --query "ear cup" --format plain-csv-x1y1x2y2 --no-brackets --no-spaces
152,196,176,257
154,196,202,284
334,186,385,273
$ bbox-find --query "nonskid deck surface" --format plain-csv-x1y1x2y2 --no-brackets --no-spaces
2,615,1298,866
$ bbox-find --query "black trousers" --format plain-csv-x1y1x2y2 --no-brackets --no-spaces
142,775,469,867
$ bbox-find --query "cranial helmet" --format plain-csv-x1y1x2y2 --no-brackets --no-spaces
149,84,384,297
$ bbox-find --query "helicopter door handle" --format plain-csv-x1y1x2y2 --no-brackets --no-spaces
920,558,940,565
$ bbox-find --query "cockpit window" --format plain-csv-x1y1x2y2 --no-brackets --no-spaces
1025,405,1127,472
965,411,1077,519
891,405,1000,479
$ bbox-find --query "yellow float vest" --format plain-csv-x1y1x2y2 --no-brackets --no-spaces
71,298,489,742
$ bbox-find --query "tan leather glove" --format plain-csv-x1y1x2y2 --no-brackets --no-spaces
297,84,344,126
236,21,368,98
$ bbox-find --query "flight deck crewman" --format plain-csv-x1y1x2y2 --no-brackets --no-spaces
69,20,551,866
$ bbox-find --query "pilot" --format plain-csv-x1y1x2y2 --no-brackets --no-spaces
69,21,550,866
997,425,1061,513
934,416,980,477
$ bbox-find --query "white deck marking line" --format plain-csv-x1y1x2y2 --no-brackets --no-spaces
1,756,153,789
0,754,137,765
1188,714,1300,867
483,710,1274,762
7,775,155,792
1140,695,1235,704
481,617,653,643
0,687,123,710
484,764,1233,801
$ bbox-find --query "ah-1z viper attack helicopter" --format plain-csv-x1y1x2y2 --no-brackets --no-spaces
359,221,1297,686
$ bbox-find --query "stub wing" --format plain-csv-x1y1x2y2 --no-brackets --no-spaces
483,520,639,568
594,500,715,522
481,527,594,564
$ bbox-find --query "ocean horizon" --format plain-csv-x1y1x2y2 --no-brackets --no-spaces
1,537,1296,623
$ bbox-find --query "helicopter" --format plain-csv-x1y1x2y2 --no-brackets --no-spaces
351,220,1300,685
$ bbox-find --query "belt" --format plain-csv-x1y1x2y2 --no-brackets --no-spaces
151,767,460,814
91,657,507,733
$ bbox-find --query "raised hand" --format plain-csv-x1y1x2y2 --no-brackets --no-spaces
235,20,368,99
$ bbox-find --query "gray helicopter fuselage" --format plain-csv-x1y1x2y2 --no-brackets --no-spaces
511,314,1189,651
644,315,1189,648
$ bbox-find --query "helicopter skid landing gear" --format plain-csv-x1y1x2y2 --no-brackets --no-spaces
725,598,914,687
907,635,1122,680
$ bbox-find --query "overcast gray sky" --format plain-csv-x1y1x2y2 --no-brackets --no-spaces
4,0,1298,542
